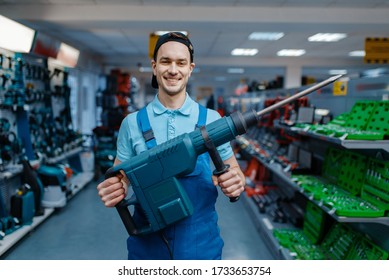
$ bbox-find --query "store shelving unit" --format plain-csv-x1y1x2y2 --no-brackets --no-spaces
0,166,23,181
45,147,83,165
0,208,55,256
0,35,99,259
68,171,94,198
241,194,295,260
0,168,94,257
237,102,388,258
275,122,389,153
243,144,389,226
229,75,389,259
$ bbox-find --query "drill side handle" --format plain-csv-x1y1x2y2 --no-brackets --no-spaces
105,166,152,236
200,126,239,202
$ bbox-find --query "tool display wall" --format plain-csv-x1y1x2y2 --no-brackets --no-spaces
233,76,389,260
0,49,94,256
93,68,139,179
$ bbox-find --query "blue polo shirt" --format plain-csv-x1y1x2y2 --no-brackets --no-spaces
116,93,233,162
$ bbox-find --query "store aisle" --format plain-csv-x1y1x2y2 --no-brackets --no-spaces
2,179,128,260
216,191,274,260
2,179,273,260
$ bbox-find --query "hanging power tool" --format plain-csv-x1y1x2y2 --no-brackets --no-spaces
105,75,342,236
0,118,23,168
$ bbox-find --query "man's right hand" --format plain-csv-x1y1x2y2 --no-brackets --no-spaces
97,173,127,207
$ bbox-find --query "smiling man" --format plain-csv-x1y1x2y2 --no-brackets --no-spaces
97,32,245,260
151,32,194,101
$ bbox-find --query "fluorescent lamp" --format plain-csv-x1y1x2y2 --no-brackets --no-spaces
227,68,245,74
231,48,258,56
329,69,347,75
277,49,306,57
308,33,347,42
154,31,188,36
56,42,80,67
249,32,284,41
349,50,365,57
0,15,35,53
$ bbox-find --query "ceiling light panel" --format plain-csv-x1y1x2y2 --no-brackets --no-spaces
308,33,347,42
249,32,284,40
154,31,188,36
277,49,306,56
0,15,35,53
231,48,258,56
349,50,365,57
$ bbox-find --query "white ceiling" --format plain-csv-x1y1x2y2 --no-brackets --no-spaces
1,0,389,85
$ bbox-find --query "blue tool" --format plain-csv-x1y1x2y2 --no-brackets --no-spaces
105,75,342,236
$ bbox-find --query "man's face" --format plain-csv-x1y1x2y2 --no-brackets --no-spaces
152,41,195,97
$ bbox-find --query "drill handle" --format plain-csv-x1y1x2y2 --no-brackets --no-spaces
105,165,152,236
200,126,240,203
104,165,122,180
212,163,240,202
117,200,153,236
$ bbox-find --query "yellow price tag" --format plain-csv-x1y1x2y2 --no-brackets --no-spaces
333,80,348,96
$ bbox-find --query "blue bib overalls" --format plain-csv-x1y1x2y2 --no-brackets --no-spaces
126,105,224,260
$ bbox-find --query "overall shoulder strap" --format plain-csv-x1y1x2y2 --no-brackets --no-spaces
196,104,207,128
136,106,157,149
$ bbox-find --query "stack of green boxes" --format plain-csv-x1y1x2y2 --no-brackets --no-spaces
320,223,360,259
362,158,389,214
273,228,326,260
306,100,389,140
346,232,389,260
278,144,389,259
274,214,389,260
292,147,385,217
321,223,388,260
273,201,331,260
303,201,330,244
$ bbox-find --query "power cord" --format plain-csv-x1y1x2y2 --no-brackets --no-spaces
160,232,174,260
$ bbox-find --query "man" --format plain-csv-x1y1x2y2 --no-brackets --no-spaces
97,32,245,260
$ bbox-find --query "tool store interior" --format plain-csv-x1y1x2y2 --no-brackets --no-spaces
0,1,388,261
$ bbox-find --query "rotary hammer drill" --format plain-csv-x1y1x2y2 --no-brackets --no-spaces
105,75,342,236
